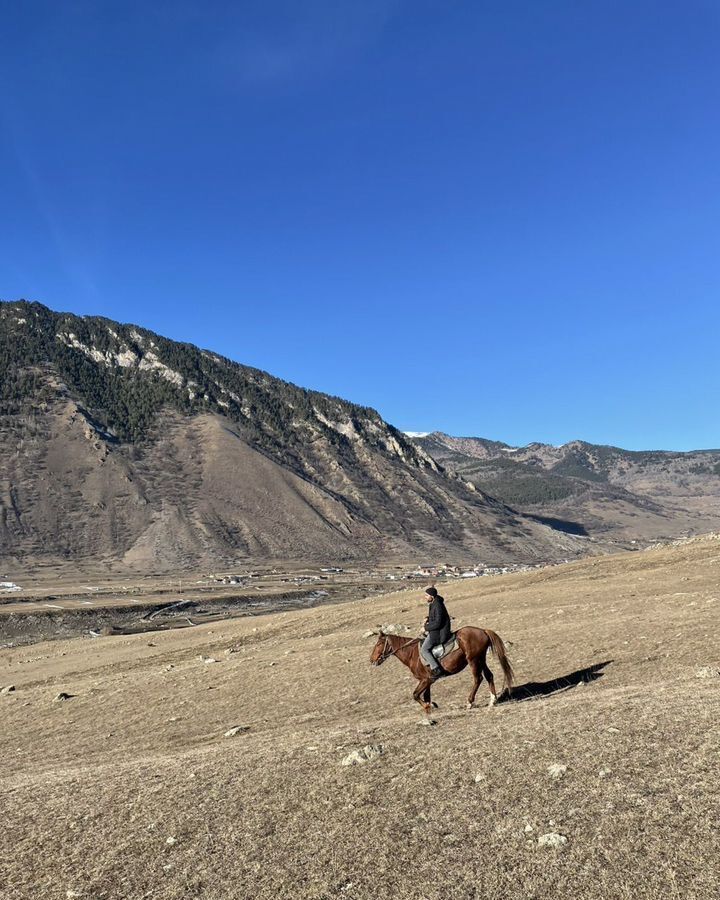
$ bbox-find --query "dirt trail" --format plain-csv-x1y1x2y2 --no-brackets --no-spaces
1,537,719,899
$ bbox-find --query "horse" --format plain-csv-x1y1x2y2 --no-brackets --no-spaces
370,627,514,717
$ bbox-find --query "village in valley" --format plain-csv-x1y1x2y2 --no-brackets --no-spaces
207,559,554,588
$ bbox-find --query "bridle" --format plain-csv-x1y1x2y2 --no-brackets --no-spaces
375,635,417,665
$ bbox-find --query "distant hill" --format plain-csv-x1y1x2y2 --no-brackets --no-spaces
0,301,586,569
412,432,720,543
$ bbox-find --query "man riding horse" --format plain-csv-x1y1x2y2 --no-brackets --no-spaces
420,586,451,678
370,588,514,717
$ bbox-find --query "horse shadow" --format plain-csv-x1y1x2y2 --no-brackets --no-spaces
498,659,613,703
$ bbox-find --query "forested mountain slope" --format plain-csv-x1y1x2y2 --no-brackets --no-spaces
0,301,585,569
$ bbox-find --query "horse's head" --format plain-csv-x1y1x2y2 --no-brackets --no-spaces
370,631,389,666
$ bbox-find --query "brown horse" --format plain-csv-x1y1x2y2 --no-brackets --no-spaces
370,627,514,717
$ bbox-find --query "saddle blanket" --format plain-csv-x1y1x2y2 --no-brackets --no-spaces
431,633,458,660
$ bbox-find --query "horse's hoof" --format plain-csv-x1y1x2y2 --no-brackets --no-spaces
466,702,474,711
488,696,497,708
431,701,439,709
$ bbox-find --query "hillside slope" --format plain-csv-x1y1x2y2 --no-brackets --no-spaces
415,432,720,543
0,301,584,568
1,536,718,899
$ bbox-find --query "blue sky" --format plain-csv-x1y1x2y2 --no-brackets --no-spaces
1,1,718,450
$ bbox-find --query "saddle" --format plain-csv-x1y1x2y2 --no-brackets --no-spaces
431,633,458,660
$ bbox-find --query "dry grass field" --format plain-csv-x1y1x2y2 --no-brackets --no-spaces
2,537,719,900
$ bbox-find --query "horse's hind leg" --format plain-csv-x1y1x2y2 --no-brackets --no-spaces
467,658,484,709
483,664,497,706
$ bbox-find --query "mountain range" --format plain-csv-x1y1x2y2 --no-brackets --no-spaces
0,300,586,571
411,432,720,543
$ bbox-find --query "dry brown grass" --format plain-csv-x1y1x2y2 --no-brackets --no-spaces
2,538,719,899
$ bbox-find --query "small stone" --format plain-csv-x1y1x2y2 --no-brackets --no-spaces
341,744,384,766
548,764,567,779
599,768,611,778
203,657,217,664
379,623,411,635
165,836,176,845
524,824,535,833
67,892,82,899
53,692,72,702
224,726,250,737
474,774,486,783
607,726,620,734
696,666,720,679
1,685,15,694
538,832,567,849
418,718,436,726
362,630,376,639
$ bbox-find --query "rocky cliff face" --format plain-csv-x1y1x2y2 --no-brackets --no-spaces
0,301,585,569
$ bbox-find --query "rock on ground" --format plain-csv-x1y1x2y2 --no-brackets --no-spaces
538,832,568,849
224,726,250,737
548,763,568,778
696,666,720,679
379,623,411,635
341,744,384,766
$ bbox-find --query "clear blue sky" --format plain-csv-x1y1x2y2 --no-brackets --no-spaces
1,1,718,450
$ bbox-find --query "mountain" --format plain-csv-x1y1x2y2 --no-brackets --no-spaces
412,432,720,543
0,301,586,570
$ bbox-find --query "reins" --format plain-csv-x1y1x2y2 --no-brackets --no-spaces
378,635,418,663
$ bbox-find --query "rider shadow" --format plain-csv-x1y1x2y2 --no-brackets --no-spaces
497,660,613,704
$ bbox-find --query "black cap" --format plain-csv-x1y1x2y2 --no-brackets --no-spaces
425,586,438,597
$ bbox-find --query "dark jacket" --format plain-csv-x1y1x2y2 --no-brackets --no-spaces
425,595,451,644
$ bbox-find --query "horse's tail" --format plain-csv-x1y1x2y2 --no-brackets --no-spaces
485,629,514,694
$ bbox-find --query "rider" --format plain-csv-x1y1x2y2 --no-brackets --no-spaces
420,586,452,678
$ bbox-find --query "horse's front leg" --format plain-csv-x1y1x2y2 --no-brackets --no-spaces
422,684,438,709
413,678,434,717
